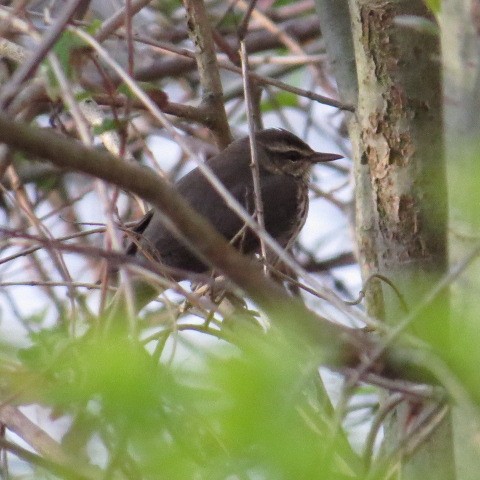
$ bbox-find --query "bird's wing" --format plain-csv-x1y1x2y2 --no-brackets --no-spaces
125,209,154,256
176,164,300,253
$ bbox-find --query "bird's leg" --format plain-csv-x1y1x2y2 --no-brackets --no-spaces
264,247,302,297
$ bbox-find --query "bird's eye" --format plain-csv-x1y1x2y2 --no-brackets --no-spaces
286,150,306,162
271,148,302,162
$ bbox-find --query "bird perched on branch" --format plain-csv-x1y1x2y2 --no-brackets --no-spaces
127,128,342,277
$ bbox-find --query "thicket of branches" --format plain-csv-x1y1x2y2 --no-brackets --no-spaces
0,1,479,479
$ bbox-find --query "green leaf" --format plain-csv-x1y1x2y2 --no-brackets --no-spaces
424,0,441,13
19,325,71,370
92,118,121,135
85,18,102,35
14,315,362,478
75,90,92,102
92,116,136,135
52,31,86,79
261,91,299,113
117,81,157,99
116,83,132,98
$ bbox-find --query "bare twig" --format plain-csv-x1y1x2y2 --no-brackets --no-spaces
0,0,86,109
0,116,448,386
301,251,356,272
363,393,404,469
70,25,364,325
0,405,100,480
366,403,450,480
237,0,330,92
183,0,232,148
95,0,153,42
240,40,267,268
347,242,480,389
237,0,258,40
0,280,111,290
3,167,77,318
134,33,354,111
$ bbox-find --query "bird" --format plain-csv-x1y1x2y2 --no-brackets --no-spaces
127,128,342,277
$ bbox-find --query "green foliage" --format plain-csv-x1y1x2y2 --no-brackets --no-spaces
116,81,160,100
43,21,99,91
117,83,137,99
423,0,441,13
52,31,86,79
151,0,183,17
74,90,93,102
92,118,127,135
448,317,480,403
261,91,299,113
13,321,359,479
23,307,50,326
85,19,103,36
274,0,297,8
42,30,85,99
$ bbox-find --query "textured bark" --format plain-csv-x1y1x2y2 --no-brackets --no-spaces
350,0,447,332
348,1,453,479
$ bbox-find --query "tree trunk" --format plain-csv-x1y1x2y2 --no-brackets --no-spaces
346,0,453,478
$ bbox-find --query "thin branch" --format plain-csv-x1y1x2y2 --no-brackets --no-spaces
3,166,77,316
0,438,92,480
240,40,267,267
0,281,112,290
95,0,153,42
0,0,86,109
238,0,329,92
347,241,480,388
363,394,404,470
132,14,322,79
0,405,100,480
70,25,366,325
133,33,354,111
183,0,232,148
0,115,447,385
0,117,362,343
366,403,450,480
237,0,258,40
301,251,356,272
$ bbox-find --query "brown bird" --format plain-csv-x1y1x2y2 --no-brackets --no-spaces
128,129,342,276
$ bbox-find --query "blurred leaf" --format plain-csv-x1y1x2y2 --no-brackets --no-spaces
92,118,122,135
117,81,156,98
117,83,133,98
274,0,297,7
75,90,92,102
447,316,480,404
261,91,299,113
86,18,102,35
423,0,441,13
14,319,361,478
152,0,183,17
52,31,86,79
23,307,50,325
19,325,71,369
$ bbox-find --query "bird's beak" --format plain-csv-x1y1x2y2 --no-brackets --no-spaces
309,152,343,163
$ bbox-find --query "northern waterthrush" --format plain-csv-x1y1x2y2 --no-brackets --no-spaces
128,129,342,276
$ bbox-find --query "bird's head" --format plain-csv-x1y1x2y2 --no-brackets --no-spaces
255,129,342,179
